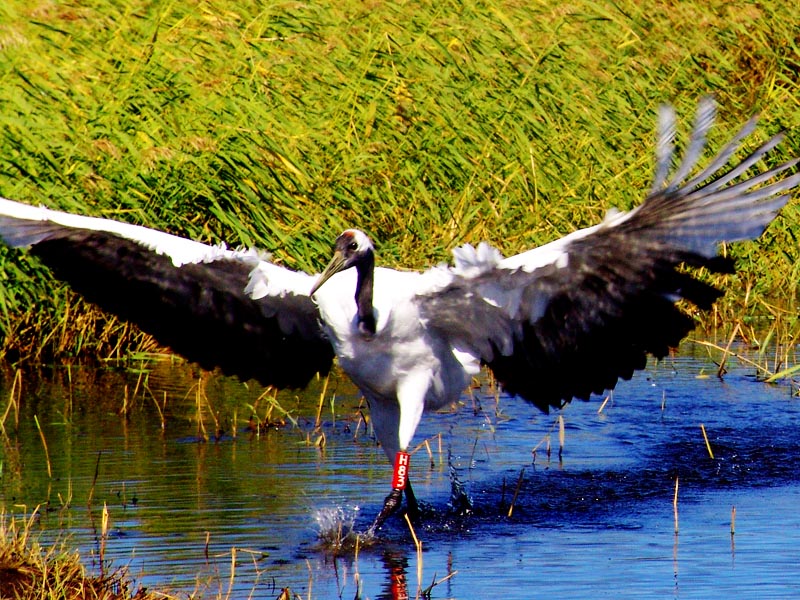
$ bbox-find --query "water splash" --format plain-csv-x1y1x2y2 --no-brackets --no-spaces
314,505,362,552
447,464,473,517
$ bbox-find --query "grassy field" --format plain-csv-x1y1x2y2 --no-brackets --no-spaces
0,0,798,362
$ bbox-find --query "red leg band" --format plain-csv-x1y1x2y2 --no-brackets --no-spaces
391,451,410,490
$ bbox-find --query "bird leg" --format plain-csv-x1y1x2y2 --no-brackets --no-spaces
367,488,404,536
367,450,416,536
404,478,420,522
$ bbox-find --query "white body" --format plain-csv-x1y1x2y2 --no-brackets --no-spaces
312,266,479,459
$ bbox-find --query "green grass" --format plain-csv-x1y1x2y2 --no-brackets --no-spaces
0,0,798,361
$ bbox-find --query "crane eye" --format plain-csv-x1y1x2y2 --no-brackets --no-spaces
347,241,358,251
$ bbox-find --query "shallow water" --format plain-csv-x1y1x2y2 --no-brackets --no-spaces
1,342,800,598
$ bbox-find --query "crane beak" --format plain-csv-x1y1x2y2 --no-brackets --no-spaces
309,250,347,296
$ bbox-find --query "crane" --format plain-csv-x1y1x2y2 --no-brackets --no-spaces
0,98,797,534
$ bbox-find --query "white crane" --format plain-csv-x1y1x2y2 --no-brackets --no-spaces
0,98,797,534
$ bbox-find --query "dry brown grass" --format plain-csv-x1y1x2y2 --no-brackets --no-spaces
0,509,174,600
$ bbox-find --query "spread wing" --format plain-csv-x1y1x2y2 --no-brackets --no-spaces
0,200,334,388
419,98,799,411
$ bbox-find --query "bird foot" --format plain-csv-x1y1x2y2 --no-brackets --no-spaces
366,488,404,537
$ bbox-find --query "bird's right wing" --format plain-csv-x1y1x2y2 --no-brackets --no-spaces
418,99,798,412
0,198,334,388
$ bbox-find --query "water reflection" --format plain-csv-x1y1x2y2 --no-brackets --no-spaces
1,344,800,598
381,550,410,600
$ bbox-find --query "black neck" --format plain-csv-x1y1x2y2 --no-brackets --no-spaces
355,250,376,336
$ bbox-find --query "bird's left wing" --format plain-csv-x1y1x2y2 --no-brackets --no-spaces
0,198,334,387
418,99,799,411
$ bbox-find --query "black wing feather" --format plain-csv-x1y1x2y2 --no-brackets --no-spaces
27,229,333,388
483,242,729,411
421,99,797,412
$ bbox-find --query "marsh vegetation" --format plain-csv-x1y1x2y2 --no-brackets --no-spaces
0,0,799,597
0,0,798,363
